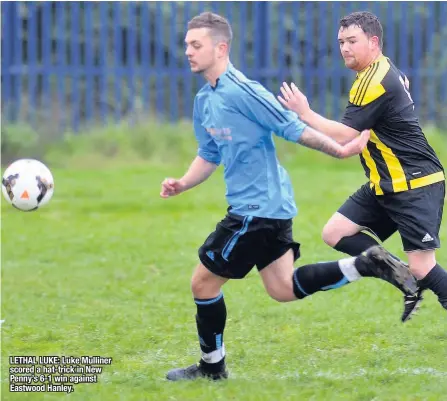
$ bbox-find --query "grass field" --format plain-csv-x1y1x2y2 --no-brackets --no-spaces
1,126,446,401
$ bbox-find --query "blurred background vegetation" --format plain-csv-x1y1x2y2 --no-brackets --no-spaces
1,1,446,165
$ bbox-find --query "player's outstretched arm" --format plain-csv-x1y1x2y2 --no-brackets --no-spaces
278,82,359,144
297,126,370,159
160,156,218,198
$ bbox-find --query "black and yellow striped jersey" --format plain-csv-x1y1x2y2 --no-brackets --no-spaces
341,55,444,195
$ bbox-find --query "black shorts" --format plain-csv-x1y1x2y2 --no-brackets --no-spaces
198,212,301,279
338,181,445,252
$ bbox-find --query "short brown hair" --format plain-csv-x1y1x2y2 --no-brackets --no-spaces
188,12,233,51
340,11,383,49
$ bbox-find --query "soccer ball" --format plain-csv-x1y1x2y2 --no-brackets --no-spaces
2,159,54,211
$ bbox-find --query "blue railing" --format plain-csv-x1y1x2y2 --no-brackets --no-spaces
1,1,446,132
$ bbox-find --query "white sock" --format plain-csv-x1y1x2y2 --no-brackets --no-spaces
201,344,225,364
338,257,362,282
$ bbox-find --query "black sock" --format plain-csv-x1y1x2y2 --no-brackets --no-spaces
292,261,350,299
418,264,447,308
195,293,226,372
334,232,380,256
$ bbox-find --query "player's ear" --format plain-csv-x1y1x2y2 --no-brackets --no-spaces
370,35,380,49
217,42,228,58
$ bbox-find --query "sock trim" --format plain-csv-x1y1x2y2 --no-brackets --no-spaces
194,292,223,305
216,334,222,349
321,276,349,290
201,344,226,364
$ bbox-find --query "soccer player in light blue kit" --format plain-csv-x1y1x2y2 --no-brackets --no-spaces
160,12,417,381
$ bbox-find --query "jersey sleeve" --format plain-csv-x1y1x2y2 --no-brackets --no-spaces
193,100,221,165
341,83,390,131
232,81,307,143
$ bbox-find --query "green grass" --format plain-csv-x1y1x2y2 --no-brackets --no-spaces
1,126,446,401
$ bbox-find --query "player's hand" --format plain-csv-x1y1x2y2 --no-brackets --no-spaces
277,82,310,119
339,129,370,158
160,178,186,198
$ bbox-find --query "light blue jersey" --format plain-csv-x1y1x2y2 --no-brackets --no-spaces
193,63,307,219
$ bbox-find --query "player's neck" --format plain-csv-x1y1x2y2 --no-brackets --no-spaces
203,59,230,87
359,52,383,73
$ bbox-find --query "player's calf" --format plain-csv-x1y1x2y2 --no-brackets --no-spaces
263,276,297,302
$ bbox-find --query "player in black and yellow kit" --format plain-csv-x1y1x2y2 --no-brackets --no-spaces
279,11,446,322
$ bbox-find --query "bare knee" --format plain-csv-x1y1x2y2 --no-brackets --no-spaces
191,264,227,299
190,275,208,298
322,213,363,247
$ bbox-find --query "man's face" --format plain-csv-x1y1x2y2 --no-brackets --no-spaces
185,28,218,74
338,24,377,71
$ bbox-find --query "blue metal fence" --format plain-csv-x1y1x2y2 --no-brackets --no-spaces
1,1,447,132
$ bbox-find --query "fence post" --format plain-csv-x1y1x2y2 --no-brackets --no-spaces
2,2,13,120
254,2,268,87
